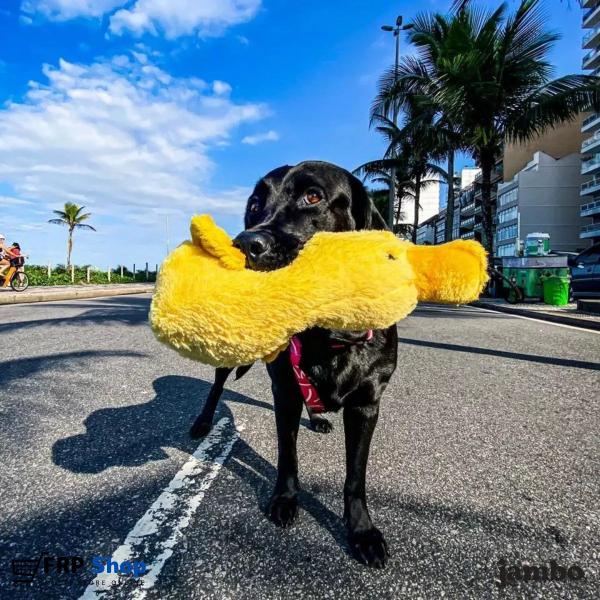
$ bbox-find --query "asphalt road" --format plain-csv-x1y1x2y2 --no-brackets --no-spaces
0,295,598,600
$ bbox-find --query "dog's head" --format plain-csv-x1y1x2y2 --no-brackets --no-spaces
234,161,388,271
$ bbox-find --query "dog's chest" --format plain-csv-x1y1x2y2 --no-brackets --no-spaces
301,344,379,410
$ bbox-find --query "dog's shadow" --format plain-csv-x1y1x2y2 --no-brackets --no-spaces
52,375,349,550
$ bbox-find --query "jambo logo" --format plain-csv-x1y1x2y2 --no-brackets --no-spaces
91,555,147,578
496,558,585,587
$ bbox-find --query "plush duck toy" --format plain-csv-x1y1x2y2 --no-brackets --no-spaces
150,215,488,367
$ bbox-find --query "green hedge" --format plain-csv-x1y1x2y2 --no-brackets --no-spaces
24,265,157,286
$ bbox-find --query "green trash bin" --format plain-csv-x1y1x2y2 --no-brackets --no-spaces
542,275,570,306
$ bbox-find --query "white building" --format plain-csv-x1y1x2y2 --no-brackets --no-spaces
398,179,443,226
581,0,600,243
460,167,481,190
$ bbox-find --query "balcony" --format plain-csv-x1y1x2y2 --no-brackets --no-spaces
583,47,600,70
460,231,475,240
582,113,600,132
581,176,600,196
580,222,600,239
582,130,600,154
583,25,600,48
461,216,475,229
581,153,600,175
461,202,476,215
583,3,600,28
581,199,600,217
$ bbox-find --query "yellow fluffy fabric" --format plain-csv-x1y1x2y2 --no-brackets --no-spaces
150,215,488,367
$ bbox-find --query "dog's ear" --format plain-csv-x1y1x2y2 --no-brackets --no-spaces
348,174,389,231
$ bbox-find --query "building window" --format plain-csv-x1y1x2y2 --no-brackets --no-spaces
497,243,514,257
497,206,518,224
497,223,518,241
498,188,518,207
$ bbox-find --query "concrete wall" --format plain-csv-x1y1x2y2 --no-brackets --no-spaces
503,116,587,181
512,152,587,253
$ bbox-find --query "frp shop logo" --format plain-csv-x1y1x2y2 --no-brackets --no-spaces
10,553,146,585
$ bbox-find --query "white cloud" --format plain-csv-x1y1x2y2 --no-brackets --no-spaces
241,130,280,145
0,54,266,247
0,195,33,206
109,0,261,38
22,0,262,38
21,0,123,21
212,80,232,96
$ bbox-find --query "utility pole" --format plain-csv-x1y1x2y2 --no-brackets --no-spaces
165,214,170,255
381,16,413,233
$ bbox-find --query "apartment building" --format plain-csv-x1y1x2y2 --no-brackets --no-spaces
495,151,585,257
581,0,600,243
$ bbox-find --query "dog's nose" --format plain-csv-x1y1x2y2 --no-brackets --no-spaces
233,231,271,260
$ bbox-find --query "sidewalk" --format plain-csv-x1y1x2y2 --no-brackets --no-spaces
0,283,154,305
473,298,600,331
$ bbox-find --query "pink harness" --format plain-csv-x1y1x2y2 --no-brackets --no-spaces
289,330,374,414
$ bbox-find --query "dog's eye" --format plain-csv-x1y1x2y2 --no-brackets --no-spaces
302,190,323,205
248,200,261,213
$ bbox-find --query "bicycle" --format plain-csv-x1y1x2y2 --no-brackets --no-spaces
488,265,524,304
0,255,29,292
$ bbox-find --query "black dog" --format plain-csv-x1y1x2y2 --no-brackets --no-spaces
190,365,334,436
192,161,397,567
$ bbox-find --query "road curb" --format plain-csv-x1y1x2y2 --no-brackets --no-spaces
0,285,154,305
473,301,600,331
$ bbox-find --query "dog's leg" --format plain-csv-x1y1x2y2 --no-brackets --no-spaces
343,403,389,568
190,367,233,438
268,379,303,528
306,407,333,434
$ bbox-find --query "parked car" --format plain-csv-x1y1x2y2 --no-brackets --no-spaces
569,243,600,299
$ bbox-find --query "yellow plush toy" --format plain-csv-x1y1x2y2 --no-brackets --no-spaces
150,215,488,367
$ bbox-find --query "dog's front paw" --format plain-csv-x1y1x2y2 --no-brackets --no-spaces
189,420,212,439
268,494,298,528
349,527,389,568
309,415,333,434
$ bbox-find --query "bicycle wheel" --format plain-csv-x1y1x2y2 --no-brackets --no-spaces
11,272,29,292
504,284,523,304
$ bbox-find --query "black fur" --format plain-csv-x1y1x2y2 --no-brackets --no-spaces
191,161,397,567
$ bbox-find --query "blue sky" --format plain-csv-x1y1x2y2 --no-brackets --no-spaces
0,0,586,267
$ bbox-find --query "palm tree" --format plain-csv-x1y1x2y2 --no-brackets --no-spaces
373,0,600,262
354,149,445,239
371,108,448,242
49,202,96,268
353,157,415,233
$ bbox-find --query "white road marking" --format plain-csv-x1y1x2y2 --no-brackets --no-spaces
78,417,243,600
466,304,600,334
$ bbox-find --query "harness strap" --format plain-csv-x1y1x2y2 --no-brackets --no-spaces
290,335,326,414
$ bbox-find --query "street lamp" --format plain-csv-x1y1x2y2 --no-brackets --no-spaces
381,16,413,232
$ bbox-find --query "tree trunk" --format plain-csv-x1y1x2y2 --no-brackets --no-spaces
388,167,396,230
444,150,455,242
412,172,421,244
67,228,73,268
479,152,495,267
